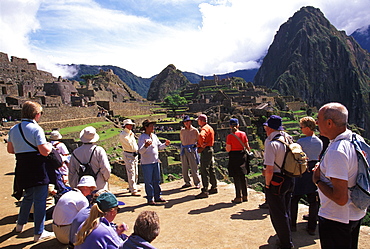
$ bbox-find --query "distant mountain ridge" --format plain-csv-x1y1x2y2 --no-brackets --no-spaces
66,64,258,98
351,25,370,52
254,6,370,137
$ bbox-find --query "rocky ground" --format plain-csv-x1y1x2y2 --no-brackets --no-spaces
1,138,370,249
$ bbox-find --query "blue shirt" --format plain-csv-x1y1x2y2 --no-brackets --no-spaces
122,235,157,249
8,119,47,153
297,135,323,161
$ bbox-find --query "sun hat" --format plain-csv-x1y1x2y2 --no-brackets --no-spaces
80,126,99,143
196,114,207,122
123,119,135,127
77,176,97,188
182,115,191,122
229,118,239,126
50,130,62,140
263,115,284,131
96,192,125,212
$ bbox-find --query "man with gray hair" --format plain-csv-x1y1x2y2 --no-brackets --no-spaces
119,119,140,196
313,102,366,249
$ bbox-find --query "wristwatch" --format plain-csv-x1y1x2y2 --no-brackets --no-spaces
315,179,322,185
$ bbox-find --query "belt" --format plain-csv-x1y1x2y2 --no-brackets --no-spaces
53,222,71,227
124,151,136,154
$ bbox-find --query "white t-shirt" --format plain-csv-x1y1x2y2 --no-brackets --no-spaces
52,189,89,225
318,129,366,223
264,131,291,173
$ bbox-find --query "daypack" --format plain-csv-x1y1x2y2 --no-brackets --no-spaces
273,134,308,177
72,146,100,181
349,133,370,210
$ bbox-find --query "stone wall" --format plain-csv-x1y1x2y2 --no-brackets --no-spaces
39,116,106,131
41,105,99,122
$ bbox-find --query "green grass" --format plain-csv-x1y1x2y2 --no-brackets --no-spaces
57,121,112,134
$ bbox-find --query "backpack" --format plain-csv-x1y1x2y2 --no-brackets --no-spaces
72,146,100,181
349,133,370,210
273,134,308,177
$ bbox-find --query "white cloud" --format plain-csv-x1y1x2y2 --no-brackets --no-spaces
0,0,369,79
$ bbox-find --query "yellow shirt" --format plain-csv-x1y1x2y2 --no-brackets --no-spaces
119,128,138,152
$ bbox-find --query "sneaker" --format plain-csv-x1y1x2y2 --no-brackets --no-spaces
208,188,218,194
195,184,201,189
195,191,209,199
131,192,141,196
181,184,191,188
15,224,24,233
34,230,55,242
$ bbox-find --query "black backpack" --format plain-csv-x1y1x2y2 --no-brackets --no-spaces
72,146,100,181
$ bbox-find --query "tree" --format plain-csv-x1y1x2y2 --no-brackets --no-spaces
161,94,187,116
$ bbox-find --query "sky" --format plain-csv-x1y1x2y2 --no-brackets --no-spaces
1,0,370,79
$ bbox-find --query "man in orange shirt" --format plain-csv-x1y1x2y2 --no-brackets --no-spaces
195,114,217,199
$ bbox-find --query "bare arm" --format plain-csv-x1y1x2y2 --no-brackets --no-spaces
226,144,232,152
264,165,274,188
7,142,15,154
313,164,348,206
38,143,52,157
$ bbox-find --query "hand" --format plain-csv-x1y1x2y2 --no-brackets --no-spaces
312,162,321,184
165,139,171,146
144,139,152,148
116,222,129,235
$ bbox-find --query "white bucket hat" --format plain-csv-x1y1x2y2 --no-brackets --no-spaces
77,176,97,188
123,119,135,127
80,126,100,143
50,130,62,140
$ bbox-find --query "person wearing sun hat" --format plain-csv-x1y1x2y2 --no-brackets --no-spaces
49,130,70,184
138,119,170,205
263,115,295,249
119,119,140,196
52,176,97,244
75,192,128,248
180,115,201,189
69,126,111,190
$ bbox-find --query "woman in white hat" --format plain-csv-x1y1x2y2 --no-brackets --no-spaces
69,126,111,190
49,130,70,184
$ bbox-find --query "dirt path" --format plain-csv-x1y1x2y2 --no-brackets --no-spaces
1,137,370,249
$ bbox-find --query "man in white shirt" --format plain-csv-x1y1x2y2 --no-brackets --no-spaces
313,102,366,249
119,119,140,196
52,176,96,244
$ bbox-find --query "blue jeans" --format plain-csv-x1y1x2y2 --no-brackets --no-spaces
141,163,161,202
17,184,48,235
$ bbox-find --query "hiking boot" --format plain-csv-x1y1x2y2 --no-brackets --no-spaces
242,196,248,202
147,200,157,206
34,230,55,242
181,184,191,188
195,191,209,199
154,197,167,203
208,188,218,194
131,192,141,196
231,197,243,203
259,202,269,209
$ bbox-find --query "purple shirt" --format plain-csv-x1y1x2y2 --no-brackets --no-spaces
75,217,126,249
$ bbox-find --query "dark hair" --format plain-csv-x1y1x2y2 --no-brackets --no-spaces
133,211,160,243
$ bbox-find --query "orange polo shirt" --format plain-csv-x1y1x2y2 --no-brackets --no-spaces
198,123,214,147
